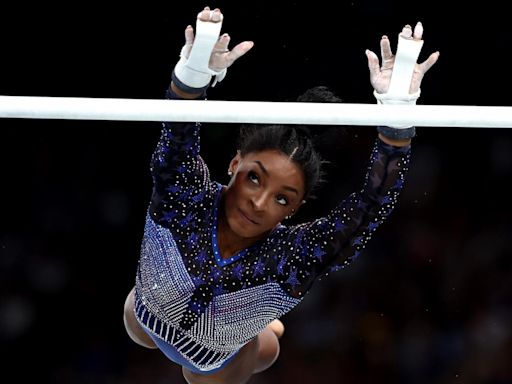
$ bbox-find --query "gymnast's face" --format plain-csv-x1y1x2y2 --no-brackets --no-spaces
222,150,305,239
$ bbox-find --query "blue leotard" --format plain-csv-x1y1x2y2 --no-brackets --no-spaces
134,86,411,373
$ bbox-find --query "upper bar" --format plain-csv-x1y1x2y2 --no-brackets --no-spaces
1,96,512,127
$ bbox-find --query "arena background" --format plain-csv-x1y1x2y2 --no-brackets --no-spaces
1,1,511,383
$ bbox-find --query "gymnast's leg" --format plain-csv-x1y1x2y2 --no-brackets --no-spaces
123,286,157,349
253,319,284,373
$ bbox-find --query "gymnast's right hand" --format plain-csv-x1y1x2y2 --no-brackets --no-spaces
173,7,254,90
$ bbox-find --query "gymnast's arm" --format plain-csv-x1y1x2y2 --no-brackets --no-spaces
283,137,411,295
279,22,440,295
148,84,209,227
149,7,253,227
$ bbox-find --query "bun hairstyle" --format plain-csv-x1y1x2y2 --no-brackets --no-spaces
296,85,343,104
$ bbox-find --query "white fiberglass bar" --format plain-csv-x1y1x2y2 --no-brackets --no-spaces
1,96,512,127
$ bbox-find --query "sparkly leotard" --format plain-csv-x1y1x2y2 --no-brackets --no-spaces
134,87,411,373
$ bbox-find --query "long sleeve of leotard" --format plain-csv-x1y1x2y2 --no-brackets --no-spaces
148,87,216,229
280,138,411,296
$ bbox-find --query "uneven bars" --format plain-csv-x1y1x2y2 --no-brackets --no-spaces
1,96,512,127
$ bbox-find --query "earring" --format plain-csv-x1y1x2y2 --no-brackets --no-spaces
228,171,233,176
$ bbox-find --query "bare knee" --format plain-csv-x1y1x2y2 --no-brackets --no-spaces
268,319,285,339
123,287,157,349
253,326,281,374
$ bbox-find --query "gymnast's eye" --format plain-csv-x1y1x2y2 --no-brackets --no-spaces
276,195,289,206
248,170,259,185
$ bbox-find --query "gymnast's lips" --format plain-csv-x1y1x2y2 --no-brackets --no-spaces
238,208,259,225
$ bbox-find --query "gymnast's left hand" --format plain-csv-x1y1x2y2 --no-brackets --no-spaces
365,22,440,94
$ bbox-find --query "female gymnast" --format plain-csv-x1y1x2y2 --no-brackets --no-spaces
123,6,439,384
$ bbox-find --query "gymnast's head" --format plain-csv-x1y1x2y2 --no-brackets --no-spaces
220,86,340,239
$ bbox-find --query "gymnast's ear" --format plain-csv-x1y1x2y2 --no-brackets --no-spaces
228,150,242,175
